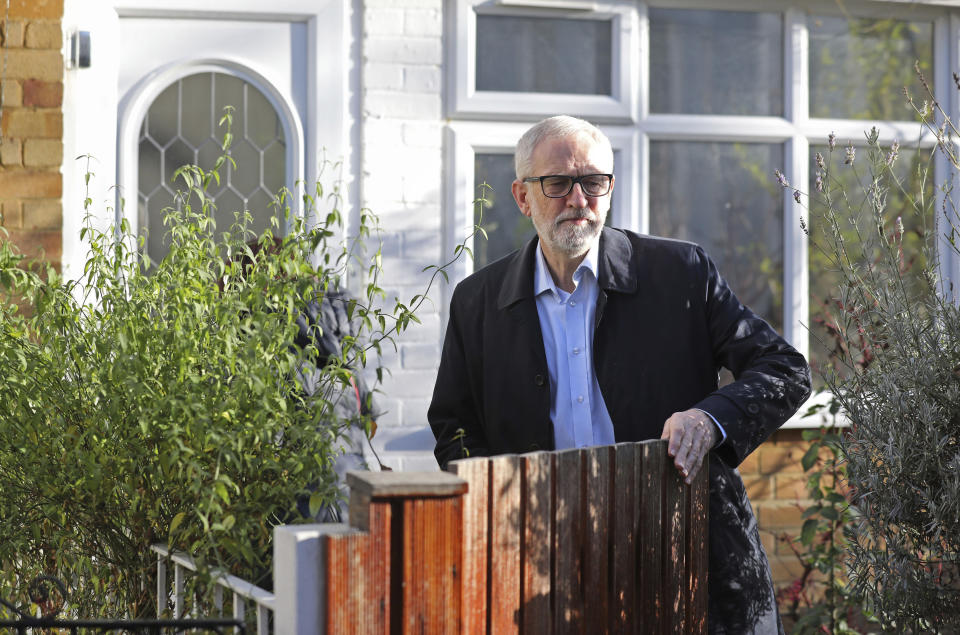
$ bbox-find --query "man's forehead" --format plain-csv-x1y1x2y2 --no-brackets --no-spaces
530,132,612,172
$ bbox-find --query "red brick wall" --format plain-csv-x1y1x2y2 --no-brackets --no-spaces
0,0,64,269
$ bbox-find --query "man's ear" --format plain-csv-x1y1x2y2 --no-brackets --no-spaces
512,180,532,218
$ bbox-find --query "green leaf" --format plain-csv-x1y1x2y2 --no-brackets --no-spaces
800,518,819,544
801,444,819,472
169,512,186,533
820,506,839,521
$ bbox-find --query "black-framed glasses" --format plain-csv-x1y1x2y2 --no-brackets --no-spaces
522,173,613,198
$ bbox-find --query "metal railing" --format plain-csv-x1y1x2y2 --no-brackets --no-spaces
151,544,275,635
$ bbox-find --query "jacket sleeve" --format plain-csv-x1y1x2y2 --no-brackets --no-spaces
428,286,490,470
691,247,812,467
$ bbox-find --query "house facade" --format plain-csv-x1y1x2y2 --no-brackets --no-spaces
2,0,958,598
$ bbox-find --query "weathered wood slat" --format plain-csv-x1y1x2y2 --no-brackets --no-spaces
584,446,612,632
689,461,709,635
449,458,489,633
490,454,523,634
522,451,554,634
611,442,640,635
663,450,688,633
639,441,664,633
554,448,584,634
324,532,367,634
368,501,391,634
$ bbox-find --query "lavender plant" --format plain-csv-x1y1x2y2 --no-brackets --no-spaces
779,67,960,631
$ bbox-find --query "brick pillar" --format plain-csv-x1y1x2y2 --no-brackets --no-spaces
1,0,64,269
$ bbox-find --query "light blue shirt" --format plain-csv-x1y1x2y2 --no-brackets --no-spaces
533,243,727,451
534,243,616,449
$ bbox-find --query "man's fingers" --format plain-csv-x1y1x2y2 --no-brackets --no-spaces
662,410,714,484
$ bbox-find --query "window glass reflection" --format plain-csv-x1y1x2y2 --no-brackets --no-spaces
649,141,784,332
474,153,534,269
807,144,933,386
809,15,933,120
476,15,612,95
649,9,782,116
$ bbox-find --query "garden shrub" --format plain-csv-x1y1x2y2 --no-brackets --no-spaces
0,116,440,619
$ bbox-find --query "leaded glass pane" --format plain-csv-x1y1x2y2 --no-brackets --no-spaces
807,144,933,385
649,141,784,332
137,72,287,265
649,9,783,116
476,14,612,95
809,15,933,120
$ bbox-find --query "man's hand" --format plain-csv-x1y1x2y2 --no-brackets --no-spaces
660,409,719,484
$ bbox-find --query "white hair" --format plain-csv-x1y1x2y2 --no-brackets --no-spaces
514,115,613,179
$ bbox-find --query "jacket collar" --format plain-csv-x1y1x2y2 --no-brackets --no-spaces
497,227,637,309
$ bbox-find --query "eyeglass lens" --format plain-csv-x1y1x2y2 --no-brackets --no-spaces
541,174,610,197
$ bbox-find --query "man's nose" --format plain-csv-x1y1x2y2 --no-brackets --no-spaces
565,181,589,206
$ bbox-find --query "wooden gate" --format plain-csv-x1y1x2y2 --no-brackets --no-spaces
311,439,708,634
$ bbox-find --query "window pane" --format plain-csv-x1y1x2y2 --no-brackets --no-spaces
476,15,612,95
807,145,933,386
474,153,534,268
649,141,784,332
649,9,783,116
809,16,933,120
138,72,286,265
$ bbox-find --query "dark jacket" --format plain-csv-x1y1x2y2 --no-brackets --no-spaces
429,227,811,633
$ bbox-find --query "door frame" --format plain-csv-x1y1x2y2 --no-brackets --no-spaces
61,0,352,279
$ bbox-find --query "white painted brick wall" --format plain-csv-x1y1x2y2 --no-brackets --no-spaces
361,0,446,467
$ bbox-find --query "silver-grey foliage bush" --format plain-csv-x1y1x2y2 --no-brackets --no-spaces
798,74,960,631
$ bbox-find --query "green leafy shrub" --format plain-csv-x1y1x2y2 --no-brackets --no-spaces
0,118,432,618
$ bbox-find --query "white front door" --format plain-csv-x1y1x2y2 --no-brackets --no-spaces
61,0,348,275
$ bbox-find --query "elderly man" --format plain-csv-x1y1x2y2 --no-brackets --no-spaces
429,115,811,633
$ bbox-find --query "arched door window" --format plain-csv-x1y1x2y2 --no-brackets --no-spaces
137,71,287,264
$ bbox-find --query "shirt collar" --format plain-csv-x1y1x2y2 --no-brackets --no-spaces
534,239,600,297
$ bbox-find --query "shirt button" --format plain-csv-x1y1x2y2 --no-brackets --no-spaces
569,300,576,306
577,395,584,403
572,347,580,355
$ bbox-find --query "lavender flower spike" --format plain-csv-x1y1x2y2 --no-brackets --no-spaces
828,132,837,150
774,169,790,188
887,140,900,166
845,143,855,165
793,190,802,204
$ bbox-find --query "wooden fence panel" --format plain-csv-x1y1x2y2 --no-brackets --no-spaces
448,457,489,633
521,452,553,634
584,446,612,632
554,448,584,634
639,441,664,632
490,454,523,633
611,442,641,634
688,460,709,634
664,450,688,634
400,496,462,633
314,441,707,634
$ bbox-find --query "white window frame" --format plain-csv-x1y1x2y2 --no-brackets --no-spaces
448,0,640,123
446,0,960,428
